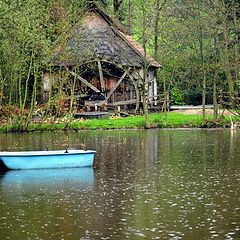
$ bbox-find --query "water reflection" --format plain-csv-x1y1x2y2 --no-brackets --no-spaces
0,129,239,239
0,168,94,193
0,168,95,240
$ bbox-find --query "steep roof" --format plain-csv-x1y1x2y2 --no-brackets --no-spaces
53,8,161,68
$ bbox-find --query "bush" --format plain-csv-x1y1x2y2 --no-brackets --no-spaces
171,87,184,105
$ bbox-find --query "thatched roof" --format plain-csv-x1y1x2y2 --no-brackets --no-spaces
53,8,161,68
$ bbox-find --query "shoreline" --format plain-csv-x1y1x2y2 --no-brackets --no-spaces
0,112,239,133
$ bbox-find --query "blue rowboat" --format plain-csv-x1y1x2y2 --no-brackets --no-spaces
0,149,95,170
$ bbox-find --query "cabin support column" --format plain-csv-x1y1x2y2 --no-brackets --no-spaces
98,61,105,94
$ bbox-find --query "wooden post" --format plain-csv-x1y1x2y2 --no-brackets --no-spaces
98,61,105,93
118,105,121,116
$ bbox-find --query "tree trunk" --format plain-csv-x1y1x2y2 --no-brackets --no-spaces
154,0,160,60
69,69,77,115
163,71,168,125
141,0,150,128
197,0,206,119
27,60,38,127
213,34,219,120
202,73,206,119
127,0,133,33
154,0,167,59
232,2,239,83
0,69,3,106
22,50,34,114
221,0,234,96
114,0,124,15
213,71,218,120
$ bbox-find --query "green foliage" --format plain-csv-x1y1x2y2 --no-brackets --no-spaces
171,87,184,105
0,0,52,106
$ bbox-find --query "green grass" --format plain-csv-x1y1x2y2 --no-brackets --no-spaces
0,112,239,133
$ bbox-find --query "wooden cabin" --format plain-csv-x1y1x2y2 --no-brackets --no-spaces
44,6,161,112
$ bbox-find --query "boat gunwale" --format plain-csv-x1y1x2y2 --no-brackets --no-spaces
0,150,96,157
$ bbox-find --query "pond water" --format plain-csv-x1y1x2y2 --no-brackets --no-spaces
0,129,239,239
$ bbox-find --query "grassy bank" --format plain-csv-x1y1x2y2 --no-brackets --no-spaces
0,112,239,133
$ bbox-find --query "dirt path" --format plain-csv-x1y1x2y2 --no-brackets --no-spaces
172,108,234,116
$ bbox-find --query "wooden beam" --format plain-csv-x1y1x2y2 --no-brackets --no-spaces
97,61,105,92
70,71,100,93
106,71,127,101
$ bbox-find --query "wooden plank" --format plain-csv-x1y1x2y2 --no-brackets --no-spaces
106,71,127,101
97,61,105,92
108,99,137,106
70,71,100,93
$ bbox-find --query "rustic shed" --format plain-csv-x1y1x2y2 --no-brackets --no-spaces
44,6,161,112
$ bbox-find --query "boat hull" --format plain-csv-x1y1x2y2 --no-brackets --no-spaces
0,150,95,170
